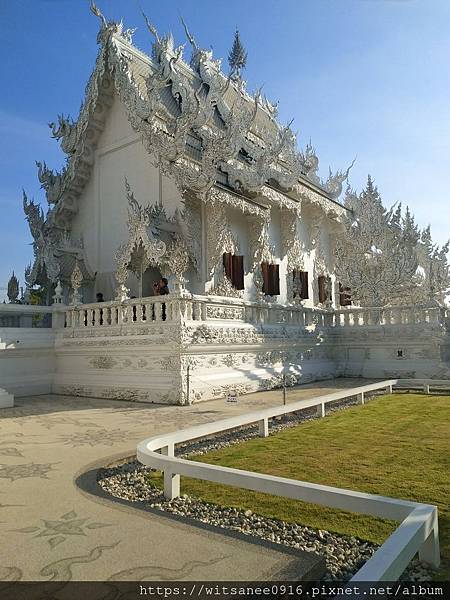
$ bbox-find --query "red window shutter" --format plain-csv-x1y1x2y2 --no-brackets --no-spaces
300,271,309,299
318,275,326,303
232,255,245,290
343,286,352,306
271,264,280,296
223,252,233,279
262,263,280,295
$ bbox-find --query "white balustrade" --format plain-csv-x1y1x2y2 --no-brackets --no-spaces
0,304,53,328
56,294,448,334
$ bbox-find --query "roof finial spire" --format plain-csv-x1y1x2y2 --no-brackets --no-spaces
228,29,247,79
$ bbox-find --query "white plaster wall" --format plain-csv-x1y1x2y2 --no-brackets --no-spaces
70,94,185,301
226,205,252,299
267,208,289,303
3,317,450,403
0,329,55,397
53,330,183,404
296,215,315,307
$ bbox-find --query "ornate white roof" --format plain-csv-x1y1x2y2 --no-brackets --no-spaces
34,4,351,229
23,4,352,286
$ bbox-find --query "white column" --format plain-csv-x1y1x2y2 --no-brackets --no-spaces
258,418,269,437
163,469,180,500
317,403,325,418
419,510,440,568
161,442,181,500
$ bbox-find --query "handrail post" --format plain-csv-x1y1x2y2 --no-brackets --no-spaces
52,307,66,329
160,443,180,500
419,509,440,568
160,443,175,457
258,417,269,437
163,469,180,500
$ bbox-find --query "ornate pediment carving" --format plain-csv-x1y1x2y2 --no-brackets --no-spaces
206,203,240,276
114,180,167,299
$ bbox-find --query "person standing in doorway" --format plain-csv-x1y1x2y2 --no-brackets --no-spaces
152,277,169,320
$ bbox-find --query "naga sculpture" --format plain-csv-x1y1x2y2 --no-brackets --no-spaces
23,191,61,284
323,159,356,200
48,115,78,155
36,161,66,204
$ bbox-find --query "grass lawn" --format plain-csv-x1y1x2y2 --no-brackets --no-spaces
146,393,450,579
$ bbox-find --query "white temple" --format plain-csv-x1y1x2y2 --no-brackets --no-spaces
2,5,449,404
26,8,352,307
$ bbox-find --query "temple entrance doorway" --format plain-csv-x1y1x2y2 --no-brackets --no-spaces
142,266,162,297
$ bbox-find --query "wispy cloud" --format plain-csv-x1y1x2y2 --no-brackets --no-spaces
0,110,50,141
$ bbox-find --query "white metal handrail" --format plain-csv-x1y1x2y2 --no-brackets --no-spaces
137,379,440,581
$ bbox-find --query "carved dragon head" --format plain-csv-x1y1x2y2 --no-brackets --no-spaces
142,11,184,73
23,190,45,243
181,17,221,73
324,158,356,200
48,114,75,140
90,1,122,45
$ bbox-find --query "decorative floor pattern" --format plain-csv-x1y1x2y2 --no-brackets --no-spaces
0,379,368,582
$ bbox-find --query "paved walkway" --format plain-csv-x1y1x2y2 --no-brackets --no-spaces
0,379,367,583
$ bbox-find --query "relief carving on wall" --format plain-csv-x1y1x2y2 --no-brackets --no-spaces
206,203,239,277
161,235,190,281
179,197,202,274
247,212,273,299
207,273,244,298
280,208,308,304
205,305,244,320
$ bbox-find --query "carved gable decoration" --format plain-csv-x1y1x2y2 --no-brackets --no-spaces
114,180,166,283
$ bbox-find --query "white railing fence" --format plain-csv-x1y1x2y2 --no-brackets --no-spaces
56,295,450,330
332,305,446,327
0,304,53,328
59,295,333,329
137,379,440,582
1,295,448,330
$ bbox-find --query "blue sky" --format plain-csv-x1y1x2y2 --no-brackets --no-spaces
1,0,450,295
